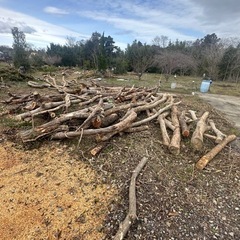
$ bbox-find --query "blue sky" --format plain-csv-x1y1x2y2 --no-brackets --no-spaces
0,0,240,50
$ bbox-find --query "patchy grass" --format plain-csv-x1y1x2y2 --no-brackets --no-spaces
103,73,240,96
0,116,32,129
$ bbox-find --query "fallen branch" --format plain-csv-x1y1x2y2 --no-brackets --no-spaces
90,142,108,156
27,80,51,88
131,101,180,128
208,119,227,143
204,133,218,141
195,135,237,170
124,125,149,133
114,157,148,240
188,110,198,121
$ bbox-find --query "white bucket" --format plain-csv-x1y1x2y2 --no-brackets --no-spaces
171,82,176,89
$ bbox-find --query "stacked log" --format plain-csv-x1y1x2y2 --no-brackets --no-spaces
2,78,236,169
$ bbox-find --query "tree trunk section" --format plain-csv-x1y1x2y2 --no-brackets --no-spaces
158,113,170,146
169,105,181,155
196,135,237,170
179,111,189,137
191,112,209,151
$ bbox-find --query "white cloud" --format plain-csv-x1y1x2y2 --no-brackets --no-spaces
0,7,86,48
43,6,69,15
77,0,240,43
78,10,196,44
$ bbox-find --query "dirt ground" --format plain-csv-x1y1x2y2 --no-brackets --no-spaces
0,76,240,239
198,93,240,129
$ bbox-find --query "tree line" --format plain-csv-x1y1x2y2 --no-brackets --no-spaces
1,27,240,82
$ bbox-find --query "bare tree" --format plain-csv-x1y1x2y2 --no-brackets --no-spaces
127,41,155,80
155,51,197,81
152,35,169,48
202,44,224,80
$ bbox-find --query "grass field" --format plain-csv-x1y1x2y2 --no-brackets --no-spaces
103,73,240,96
1,61,240,97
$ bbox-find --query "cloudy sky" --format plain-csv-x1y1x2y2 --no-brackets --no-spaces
0,0,239,50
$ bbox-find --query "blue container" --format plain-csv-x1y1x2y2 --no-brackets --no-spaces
200,80,211,93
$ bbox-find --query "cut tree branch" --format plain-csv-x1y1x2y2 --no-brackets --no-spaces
114,157,148,240
208,119,227,143
195,135,237,170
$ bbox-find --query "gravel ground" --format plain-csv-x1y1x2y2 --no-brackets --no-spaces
0,86,239,239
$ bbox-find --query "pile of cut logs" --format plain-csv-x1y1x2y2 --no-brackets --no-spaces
1,75,236,169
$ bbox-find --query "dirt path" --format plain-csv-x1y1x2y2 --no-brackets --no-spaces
198,93,240,130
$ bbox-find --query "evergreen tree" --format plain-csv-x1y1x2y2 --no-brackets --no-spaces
11,27,30,70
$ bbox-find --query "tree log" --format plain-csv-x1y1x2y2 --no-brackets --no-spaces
51,110,137,140
169,105,181,155
124,125,149,133
114,157,148,240
188,110,198,121
208,119,227,143
20,108,90,142
133,94,168,113
101,113,119,127
204,133,218,141
131,102,179,128
97,111,137,141
179,111,189,137
90,142,108,156
195,135,237,170
104,101,145,116
77,99,103,129
191,112,209,151
27,81,51,88
158,112,170,146
164,118,175,131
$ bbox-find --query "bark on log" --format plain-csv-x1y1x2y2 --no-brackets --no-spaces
101,113,119,127
169,105,181,155
195,135,237,170
131,101,179,128
191,112,209,151
114,157,148,240
97,111,137,141
51,110,137,140
90,142,108,156
77,99,103,129
133,94,168,113
20,108,90,142
27,81,51,88
158,113,170,146
179,111,190,137
164,118,175,131
204,133,218,141
208,119,227,143
124,125,149,133
104,101,145,116
188,110,198,121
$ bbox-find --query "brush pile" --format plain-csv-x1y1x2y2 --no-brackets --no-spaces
1,75,236,168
